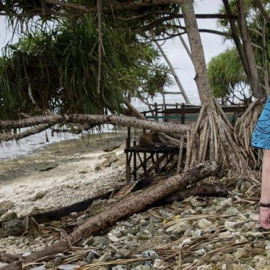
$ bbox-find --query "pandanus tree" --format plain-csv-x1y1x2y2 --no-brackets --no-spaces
213,0,270,164
0,16,171,120
0,0,266,172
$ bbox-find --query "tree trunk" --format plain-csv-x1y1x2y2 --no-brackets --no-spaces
153,37,191,104
179,0,214,107
0,161,221,270
222,0,252,88
236,0,262,98
179,0,249,172
0,114,190,142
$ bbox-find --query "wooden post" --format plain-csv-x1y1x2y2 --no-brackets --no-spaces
133,140,137,181
125,146,131,184
143,112,146,134
181,103,185,124
154,102,158,121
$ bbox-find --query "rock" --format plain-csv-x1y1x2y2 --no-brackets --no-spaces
98,252,112,262
224,221,237,232
197,218,212,232
194,248,206,256
166,221,190,234
29,266,46,270
229,264,250,270
2,218,25,236
234,248,248,259
192,229,202,238
108,234,120,242
117,248,131,258
152,259,166,269
58,265,81,270
112,266,127,270
218,198,232,210
141,250,159,259
224,207,239,215
190,197,206,207
245,231,263,239
131,266,150,270
55,254,66,265
265,243,270,250
0,201,14,215
136,230,152,240
197,265,212,270
85,251,100,263
22,251,31,257
91,236,110,247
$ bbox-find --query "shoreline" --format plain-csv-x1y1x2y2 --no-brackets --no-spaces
0,131,128,219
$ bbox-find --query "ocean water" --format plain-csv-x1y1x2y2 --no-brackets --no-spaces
0,130,81,160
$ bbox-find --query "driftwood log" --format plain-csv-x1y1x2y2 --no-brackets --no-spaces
0,161,222,270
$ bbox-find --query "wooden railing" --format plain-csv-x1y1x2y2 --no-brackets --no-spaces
141,103,246,125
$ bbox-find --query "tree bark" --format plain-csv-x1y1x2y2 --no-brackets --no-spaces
179,0,215,107
236,0,262,98
0,161,222,270
222,0,252,87
0,114,190,141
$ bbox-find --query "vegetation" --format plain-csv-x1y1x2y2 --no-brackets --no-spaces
0,15,171,120
209,0,270,102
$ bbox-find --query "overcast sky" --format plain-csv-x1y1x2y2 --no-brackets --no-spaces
0,0,233,105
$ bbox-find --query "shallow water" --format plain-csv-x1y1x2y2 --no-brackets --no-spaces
0,130,80,160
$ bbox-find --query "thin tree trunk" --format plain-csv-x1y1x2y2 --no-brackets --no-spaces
179,0,214,107
236,0,262,98
0,161,221,270
153,37,191,104
222,0,252,86
177,19,192,62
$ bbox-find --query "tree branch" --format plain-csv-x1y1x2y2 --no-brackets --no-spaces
0,124,53,142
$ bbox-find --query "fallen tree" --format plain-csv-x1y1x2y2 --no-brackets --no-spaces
0,114,190,142
0,161,222,270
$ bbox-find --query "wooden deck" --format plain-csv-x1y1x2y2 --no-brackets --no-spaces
125,144,179,183
125,103,246,182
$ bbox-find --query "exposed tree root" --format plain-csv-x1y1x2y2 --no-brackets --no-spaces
184,102,251,176
234,98,265,169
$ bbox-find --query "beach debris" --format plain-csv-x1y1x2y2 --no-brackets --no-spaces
0,161,222,269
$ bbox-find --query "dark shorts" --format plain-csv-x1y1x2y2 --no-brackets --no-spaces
252,96,270,149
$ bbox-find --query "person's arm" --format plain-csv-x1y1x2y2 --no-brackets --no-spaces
260,150,270,229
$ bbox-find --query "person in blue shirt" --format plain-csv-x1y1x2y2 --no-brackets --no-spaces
252,96,270,229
